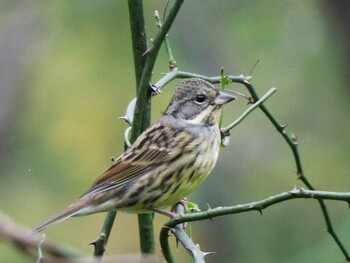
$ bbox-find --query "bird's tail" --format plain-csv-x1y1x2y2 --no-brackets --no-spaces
32,202,84,233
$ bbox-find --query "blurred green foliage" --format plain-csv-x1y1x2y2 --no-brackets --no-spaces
0,1,349,262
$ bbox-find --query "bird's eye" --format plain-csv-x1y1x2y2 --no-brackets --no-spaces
195,94,207,104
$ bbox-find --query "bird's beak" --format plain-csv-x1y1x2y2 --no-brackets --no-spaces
213,91,236,105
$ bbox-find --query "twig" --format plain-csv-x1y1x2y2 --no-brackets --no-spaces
0,211,83,261
160,204,211,263
222,87,277,132
154,10,177,70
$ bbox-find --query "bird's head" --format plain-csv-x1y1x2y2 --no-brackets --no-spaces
164,78,236,126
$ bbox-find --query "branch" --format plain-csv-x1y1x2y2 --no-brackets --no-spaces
160,204,212,263
91,211,117,257
93,0,151,257
0,211,83,262
153,71,248,91
221,87,277,133
151,70,349,261
167,189,350,225
128,0,155,255
235,77,350,261
129,0,184,255
160,189,350,261
154,10,177,70
128,0,148,86
130,0,184,140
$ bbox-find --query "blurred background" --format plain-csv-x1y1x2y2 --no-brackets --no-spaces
1,1,350,262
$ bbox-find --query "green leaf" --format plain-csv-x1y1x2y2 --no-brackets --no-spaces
187,201,201,212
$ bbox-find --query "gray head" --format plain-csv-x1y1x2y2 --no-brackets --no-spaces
163,79,235,126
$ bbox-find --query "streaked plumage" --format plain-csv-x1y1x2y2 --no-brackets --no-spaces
33,78,235,233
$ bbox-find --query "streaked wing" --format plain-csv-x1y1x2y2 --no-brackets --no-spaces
82,123,191,196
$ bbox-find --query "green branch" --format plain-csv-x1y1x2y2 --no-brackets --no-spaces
128,0,154,254
164,189,350,225
92,211,117,257
128,0,147,86
128,0,184,255
154,10,177,70
131,0,184,140
151,70,349,262
221,87,277,132
160,189,350,261
235,77,350,261
160,204,210,263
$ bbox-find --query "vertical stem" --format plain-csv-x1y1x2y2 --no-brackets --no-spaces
93,211,117,257
128,0,147,87
128,0,155,254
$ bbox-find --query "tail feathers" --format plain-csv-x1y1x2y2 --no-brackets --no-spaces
32,202,84,233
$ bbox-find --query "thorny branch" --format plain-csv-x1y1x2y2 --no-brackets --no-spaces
146,70,350,262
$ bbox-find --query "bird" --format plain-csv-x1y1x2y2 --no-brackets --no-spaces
32,78,236,233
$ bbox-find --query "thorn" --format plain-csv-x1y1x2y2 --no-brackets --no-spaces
120,98,137,126
247,96,254,105
87,239,98,247
347,201,350,208
149,83,161,95
251,205,263,215
291,133,298,145
225,89,250,102
118,116,131,125
162,225,173,231
241,75,252,83
289,185,299,194
169,61,177,71
248,59,260,76
296,171,303,179
88,234,108,254
280,124,288,133
110,156,116,162
142,46,153,57
203,251,216,257
280,124,288,129
221,135,230,147
154,10,160,19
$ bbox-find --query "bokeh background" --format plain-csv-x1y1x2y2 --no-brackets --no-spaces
1,1,350,262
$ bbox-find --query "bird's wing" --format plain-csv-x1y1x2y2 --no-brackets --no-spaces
89,149,169,189
83,124,192,196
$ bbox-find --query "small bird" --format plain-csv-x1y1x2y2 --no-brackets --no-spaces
33,78,236,233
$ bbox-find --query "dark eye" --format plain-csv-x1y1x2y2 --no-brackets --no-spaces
195,94,207,104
